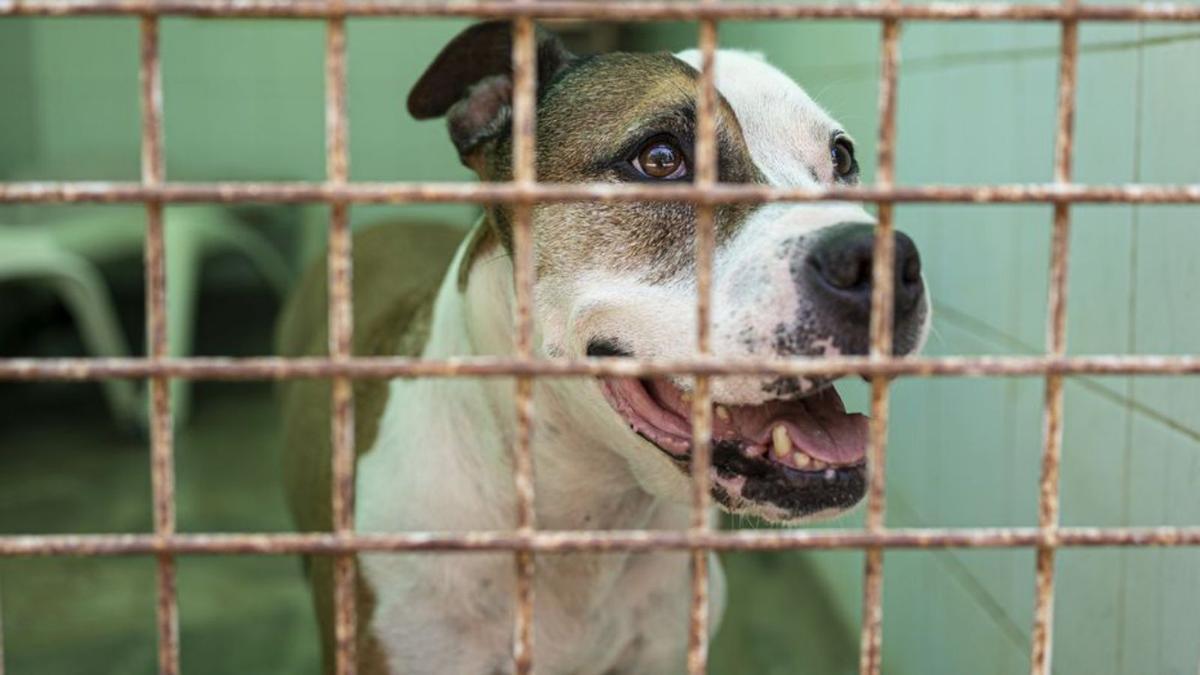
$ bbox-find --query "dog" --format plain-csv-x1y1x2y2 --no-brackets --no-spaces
278,21,931,675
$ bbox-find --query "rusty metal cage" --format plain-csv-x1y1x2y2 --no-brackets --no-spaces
2,1,1200,674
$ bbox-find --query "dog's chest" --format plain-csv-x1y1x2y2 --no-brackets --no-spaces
356,376,702,674
362,548,695,675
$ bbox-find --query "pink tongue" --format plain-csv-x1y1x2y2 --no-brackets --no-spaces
646,381,868,465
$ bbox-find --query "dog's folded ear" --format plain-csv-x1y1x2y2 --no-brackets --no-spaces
408,21,574,167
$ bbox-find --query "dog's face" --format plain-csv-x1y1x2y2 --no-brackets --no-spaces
411,24,931,523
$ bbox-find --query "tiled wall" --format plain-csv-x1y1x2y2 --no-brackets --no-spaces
630,17,1198,674
890,20,1198,675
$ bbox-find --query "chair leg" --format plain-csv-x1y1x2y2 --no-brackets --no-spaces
161,209,296,427
164,221,203,428
0,252,143,431
5,206,294,431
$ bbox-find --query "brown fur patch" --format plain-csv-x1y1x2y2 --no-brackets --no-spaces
276,220,465,674
478,52,764,285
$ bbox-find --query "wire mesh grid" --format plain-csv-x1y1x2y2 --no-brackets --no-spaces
1,2,1199,675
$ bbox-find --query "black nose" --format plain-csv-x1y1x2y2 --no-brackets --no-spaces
804,223,923,322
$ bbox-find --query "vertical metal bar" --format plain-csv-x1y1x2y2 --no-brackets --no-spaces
688,17,719,675
510,16,538,675
859,6,901,674
0,574,6,675
140,15,179,675
1030,1,1078,672
325,12,357,675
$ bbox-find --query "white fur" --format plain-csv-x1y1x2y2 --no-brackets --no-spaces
677,48,846,188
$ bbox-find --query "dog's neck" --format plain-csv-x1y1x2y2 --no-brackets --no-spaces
358,219,682,536
455,219,678,531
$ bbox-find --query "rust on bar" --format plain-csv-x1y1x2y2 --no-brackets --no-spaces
858,7,901,674
139,15,180,675
4,181,1200,206
510,16,538,675
5,0,1200,22
2,527,1199,558
858,336,892,675
2,354,1200,381
324,13,358,675
687,17,718,675
0,574,5,675
1030,1,1079,672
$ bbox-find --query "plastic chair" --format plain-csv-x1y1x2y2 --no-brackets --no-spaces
0,229,143,430
0,205,293,430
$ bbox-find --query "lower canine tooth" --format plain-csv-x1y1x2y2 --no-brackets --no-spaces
771,424,791,457
715,405,730,421
793,452,812,468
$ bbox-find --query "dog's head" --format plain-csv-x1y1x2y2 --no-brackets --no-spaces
411,23,931,523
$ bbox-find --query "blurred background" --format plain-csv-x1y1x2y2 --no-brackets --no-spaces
1,11,1198,675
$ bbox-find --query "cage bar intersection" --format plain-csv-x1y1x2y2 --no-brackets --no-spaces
1,2,1199,675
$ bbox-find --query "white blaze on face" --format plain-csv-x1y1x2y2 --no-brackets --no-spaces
674,48,842,188
679,49,877,401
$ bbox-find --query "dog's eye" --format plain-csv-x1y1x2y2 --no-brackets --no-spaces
832,135,856,178
632,137,688,180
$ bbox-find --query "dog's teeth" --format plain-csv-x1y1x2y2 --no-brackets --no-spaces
715,405,731,421
824,468,837,480
771,424,791,457
810,459,828,470
793,451,812,469
680,392,693,404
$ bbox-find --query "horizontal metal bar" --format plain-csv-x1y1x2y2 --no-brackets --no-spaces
3,181,1200,206
0,355,1197,381
4,0,1200,22
2,527,1199,557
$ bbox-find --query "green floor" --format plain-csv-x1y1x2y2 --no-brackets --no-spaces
0,382,322,674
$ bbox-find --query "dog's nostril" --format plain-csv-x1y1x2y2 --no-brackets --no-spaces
855,258,872,289
586,338,632,358
807,223,875,293
902,253,922,285
808,244,870,290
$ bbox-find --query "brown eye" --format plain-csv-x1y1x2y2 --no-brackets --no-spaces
633,138,688,180
832,136,855,178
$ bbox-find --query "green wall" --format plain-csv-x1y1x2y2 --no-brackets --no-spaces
628,18,1200,675
2,14,1197,675
874,20,1199,675
0,16,480,229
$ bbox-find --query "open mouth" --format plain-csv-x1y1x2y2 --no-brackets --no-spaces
599,377,869,520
